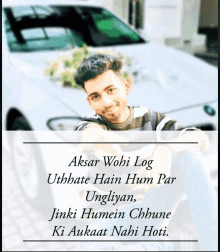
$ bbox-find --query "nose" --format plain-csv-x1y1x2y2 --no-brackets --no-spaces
102,94,113,107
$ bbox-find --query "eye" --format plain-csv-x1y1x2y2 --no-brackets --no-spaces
91,94,100,101
107,88,116,94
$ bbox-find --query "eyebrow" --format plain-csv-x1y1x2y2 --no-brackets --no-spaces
88,85,115,98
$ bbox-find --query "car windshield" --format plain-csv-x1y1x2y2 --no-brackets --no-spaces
3,5,146,52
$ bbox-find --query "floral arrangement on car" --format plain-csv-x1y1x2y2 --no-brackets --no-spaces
44,44,134,88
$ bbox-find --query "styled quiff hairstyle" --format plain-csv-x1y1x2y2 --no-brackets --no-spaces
74,54,123,89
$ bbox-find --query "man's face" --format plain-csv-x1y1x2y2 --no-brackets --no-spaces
85,70,131,123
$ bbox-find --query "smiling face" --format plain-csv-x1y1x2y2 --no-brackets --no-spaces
85,70,131,124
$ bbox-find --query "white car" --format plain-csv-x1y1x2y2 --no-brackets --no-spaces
2,0,218,210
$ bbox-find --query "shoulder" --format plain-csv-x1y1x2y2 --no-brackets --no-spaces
132,106,178,131
132,106,163,119
133,106,150,118
74,114,107,142
132,106,159,123
75,113,107,132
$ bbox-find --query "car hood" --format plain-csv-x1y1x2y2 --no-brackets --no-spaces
10,43,218,115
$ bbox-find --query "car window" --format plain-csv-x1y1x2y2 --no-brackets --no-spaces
85,8,142,45
3,5,146,53
13,6,34,17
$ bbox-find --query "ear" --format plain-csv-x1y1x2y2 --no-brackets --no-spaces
123,78,131,95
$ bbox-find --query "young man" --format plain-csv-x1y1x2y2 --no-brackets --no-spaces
74,54,217,251
74,54,207,154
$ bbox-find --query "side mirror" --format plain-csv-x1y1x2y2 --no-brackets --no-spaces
47,116,86,131
47,116,89,141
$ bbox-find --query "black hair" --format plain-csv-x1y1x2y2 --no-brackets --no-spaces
74,54,123,88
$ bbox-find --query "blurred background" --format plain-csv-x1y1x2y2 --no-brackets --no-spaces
98,0,218,67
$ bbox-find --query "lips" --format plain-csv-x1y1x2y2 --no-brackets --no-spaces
103,103,120,114
104,107,118,114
